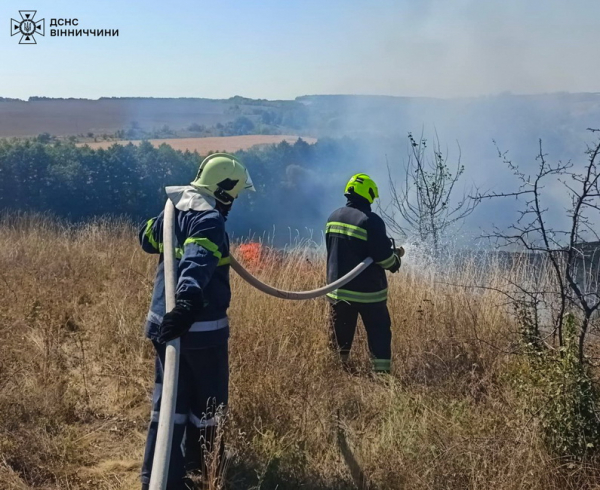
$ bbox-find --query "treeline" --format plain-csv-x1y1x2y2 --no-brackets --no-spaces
0,138,364,237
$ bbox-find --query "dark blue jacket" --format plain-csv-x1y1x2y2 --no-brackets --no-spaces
326,196,398,304
140,194,231,348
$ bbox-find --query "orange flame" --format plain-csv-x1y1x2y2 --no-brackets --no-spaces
238,242,263,263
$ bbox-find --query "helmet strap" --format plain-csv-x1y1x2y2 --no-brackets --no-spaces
215,199,232,218
214,187,234,206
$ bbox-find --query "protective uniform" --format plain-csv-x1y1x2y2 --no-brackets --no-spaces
326,174,400,374
140,154,253,489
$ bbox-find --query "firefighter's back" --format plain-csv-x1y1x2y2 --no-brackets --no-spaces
326,204,388,302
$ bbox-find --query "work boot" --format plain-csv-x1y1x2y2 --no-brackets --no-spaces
372,358,391,374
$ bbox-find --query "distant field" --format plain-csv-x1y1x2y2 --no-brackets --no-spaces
80,134,317,153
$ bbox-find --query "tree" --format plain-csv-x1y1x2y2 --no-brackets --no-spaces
381,132,479,255
230,116,255,135
35,133,54,144
474,130,600,360
187,123,205,133
471,131,600,459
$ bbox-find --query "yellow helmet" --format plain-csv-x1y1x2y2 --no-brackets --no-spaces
191,153,255,204
344,173,379,204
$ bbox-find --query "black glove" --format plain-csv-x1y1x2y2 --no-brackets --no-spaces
394,246,405,258
388,254,401,273
157,299,201,344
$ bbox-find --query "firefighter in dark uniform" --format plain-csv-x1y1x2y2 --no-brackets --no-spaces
139,153,255,490
326,174,401,374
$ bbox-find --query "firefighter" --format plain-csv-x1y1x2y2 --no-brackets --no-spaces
139,153,254,490
326,174,401,374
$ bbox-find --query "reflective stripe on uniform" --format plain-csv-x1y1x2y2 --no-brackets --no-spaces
377,253,397,269
147,310,164,325
144,218,163,252
171,248,227,262
325,221,368,241
372,358,391,372
183,237,222,259
326,288,388,303
189,413,218,428
188,317,229,333
151,411,188,424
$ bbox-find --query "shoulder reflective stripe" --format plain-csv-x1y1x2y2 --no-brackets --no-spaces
188,317,229,332
326,222,368,238
377,253,396,269
327,221,367,233
326,227,368,241
326,223,368,241
145,218,163,252
175,247,183,259
372,359,391,372
218,256,231,266
183,237,222,259
326,288,388,303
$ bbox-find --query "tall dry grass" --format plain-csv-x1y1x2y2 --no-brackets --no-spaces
0,215,599,489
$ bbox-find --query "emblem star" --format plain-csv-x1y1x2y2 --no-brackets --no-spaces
11,10,45,44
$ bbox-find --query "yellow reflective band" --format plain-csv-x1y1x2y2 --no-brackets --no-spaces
326,288,388,303
377,253,396,269
145,218,163,252
183,237,222,259
327,228,368,241
326,222,368,241
175,247,183,259
326,221,367,234
218,256,231,266
372,359,391,372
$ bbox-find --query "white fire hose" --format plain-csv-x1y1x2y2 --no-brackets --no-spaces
149,199,399,488
229,255,373,299
149,200,180,490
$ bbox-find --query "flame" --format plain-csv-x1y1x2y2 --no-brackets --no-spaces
238,242,263,264
235,242,314,276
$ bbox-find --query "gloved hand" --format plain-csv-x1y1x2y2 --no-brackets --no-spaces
388,254,401,273
157,299,201,344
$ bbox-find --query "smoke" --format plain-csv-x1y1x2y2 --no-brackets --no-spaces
320,0,600,98
293,92,600,248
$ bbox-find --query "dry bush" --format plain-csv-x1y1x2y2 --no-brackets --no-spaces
1,215,599,489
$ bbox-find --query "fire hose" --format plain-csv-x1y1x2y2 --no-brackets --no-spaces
229,255,373,299
149,199,402,489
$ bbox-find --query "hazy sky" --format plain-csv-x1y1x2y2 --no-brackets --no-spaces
2,0,600,100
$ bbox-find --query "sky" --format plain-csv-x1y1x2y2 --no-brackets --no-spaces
1,0,600,100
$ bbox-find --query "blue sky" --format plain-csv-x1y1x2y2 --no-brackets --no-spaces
1,0,600,100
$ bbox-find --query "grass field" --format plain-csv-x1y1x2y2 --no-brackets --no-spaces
80,135,317,153
1,215,599,489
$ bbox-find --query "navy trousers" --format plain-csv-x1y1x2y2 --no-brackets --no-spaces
329,301,392,372
141,341,229,488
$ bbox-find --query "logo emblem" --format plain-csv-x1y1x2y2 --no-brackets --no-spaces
11,11,45,44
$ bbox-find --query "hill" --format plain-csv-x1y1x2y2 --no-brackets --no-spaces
2,93,600,145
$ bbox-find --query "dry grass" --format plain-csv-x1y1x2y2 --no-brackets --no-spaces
1,215,599,489
79,135,317,153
